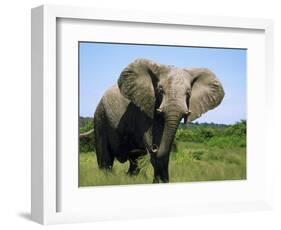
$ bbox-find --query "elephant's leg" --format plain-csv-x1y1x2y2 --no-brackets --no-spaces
95,132,114,170
94,106,114,170
96,140,114,170
150,155,169,183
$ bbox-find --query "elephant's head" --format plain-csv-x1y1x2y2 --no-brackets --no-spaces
118,59,224,180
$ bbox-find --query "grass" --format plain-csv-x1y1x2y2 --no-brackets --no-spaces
79,140,246,186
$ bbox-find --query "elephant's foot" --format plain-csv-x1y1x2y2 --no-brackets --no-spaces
151,155,169,183
153,176,169,183
153,177,160,183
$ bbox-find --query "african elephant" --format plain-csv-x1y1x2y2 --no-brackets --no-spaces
94,59,225,183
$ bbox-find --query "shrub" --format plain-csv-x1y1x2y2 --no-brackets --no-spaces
79,117,93,133
224,120,246,136
176,120,246,148
79,131,95,152
207,136,246,148
176,129,195,142
79,117,95,152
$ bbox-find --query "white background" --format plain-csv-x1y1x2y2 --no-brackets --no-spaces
0,0,280,229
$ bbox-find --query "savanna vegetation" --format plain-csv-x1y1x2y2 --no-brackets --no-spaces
79,117,246,186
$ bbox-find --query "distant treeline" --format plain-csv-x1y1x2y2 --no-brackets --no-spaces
80,117,233,131
79,117,246,152
179,122,228,129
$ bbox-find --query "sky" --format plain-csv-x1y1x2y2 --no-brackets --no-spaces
79,42,246,125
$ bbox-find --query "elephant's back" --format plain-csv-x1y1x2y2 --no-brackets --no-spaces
101,85,130,128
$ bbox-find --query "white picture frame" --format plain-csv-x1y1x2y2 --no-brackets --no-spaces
31,5,274,225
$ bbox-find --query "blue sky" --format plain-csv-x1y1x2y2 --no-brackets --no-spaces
79,42,246,124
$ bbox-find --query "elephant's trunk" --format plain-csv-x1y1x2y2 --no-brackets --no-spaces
156,109,182,158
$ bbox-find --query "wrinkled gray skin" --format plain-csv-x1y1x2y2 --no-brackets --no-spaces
94,59,225,183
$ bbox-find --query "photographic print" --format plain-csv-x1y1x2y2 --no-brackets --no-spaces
79,42,246,186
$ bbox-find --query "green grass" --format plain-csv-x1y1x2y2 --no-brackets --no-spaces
79,141,246,186
79,120,247,186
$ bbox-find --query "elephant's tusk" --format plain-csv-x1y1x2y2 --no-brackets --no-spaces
151,144,158,154
79,129,94,137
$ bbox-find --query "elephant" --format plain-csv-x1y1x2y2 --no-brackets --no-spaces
93,59,225,183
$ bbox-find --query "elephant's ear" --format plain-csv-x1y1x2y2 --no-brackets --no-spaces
118,59,166,118
186,68,225,122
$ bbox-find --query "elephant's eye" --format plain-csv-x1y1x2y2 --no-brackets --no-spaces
186,89,191,97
